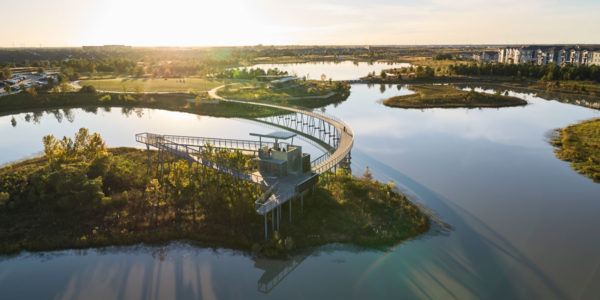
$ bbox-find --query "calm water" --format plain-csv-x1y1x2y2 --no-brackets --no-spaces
249,61,410,81
2,80,600,298
0,108,326,166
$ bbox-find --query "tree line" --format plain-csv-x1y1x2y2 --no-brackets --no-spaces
214,67,289,80
448,63,600,82
0,129,264,247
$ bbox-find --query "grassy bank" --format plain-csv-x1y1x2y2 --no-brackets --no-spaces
0,131,429,256
79,77,224,93
383,85,527,109
216,80,351,108
0,90,284,118
551,118,600,182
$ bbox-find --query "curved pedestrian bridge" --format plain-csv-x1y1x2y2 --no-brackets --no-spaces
137,85,354,238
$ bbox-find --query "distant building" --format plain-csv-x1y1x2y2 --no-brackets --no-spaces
473,51,499,62
498,45,600,66
591,52,600,66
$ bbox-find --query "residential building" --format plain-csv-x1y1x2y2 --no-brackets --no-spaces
473,51,499,62
498,45,600,66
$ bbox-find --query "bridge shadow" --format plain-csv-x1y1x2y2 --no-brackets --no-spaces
346,150,569,299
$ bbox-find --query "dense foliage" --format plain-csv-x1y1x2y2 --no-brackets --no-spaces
0,130,267,253
551,118,600,182
449,63,600,82
214,67,288,80
383,85,527,108
0,130,429,255
0,64,11,80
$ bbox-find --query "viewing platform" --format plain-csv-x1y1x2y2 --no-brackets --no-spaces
137,84,354,239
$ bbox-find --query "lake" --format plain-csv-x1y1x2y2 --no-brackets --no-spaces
1,64,600,299
249,61,410,81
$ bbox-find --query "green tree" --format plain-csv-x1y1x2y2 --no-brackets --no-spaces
145,178,163,227
0,192,10,207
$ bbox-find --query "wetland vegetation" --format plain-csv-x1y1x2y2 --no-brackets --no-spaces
383,85,527,109
551,118,600,182
0,130,429,256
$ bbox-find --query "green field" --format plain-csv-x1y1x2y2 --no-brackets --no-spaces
79,78,224,93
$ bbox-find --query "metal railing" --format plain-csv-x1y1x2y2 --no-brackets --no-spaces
311,152,331,167
137,133,267,185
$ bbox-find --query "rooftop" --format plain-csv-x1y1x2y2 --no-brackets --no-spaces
250,131,297,140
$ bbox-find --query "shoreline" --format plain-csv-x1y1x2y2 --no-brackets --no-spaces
0,147,430,257
382,85,527,109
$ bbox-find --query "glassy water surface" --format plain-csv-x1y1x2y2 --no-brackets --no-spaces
2,81,600,299
0,108,326,166
249,61,410,81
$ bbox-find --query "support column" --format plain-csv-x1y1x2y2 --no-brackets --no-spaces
160,150,164,174
146,145,151,168
272,209,275,232
301,194,304,213
289,197,292,223
264,215,268,240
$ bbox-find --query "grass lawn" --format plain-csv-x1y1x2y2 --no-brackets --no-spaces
551,118,600,182
79,77,225,93
383,84,527,108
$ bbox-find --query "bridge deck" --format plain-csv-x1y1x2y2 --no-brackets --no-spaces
208,85,354,175
137,85,354,217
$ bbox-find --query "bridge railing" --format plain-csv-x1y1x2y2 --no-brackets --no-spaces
312,132,353,174
161,134,277,150
137,133,267,185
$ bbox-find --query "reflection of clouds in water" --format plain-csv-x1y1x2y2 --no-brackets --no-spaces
350,151,570,299
351,91,599,150
249,61,410,81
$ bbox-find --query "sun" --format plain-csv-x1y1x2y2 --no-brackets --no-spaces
81,0,268,46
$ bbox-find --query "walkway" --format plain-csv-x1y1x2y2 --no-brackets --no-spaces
138,85,354,239
208,85,354,175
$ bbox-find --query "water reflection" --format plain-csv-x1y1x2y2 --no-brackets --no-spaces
249,61,410,81
2,83,600,299
350,151,569,299
453,83,600,110
255,253,309,293
0,108,327,166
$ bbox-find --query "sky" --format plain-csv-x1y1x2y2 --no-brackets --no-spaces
2,0,599,47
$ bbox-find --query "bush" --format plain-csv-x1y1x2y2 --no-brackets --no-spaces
78,85,97,94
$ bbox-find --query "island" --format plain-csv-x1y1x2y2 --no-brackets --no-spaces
383,85,527,109
551,118,600,183
0,129,430,256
